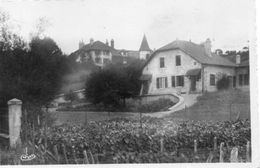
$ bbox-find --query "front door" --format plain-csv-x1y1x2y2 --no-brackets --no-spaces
190,76,196,92
233,76,236,88
142,81,149,95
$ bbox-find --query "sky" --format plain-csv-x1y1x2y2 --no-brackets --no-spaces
0,0,255,54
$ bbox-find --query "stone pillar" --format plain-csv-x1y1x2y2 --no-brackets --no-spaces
8,98,22,148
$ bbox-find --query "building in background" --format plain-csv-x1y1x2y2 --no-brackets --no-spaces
70,38,121,68
139,34,153,60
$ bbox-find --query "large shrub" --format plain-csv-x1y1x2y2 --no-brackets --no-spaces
85,61,143,107
216,75,230,90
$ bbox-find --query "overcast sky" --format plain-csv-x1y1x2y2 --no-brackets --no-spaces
0,0,255,54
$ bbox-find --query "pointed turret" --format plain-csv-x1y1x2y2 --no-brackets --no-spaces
139,34,151,51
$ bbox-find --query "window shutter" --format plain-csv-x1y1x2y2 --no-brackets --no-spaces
172,76,175,87
156,78,159,88
165,77,168,88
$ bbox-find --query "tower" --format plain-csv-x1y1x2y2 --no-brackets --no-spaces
139,34,152,59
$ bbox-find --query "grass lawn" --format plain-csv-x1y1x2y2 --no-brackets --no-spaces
168,89,250,122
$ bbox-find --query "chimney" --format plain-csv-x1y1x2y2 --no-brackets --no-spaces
204,38,212,57
236,54,241,64
105,39,109,46
90,38,94,45
110,39,114,49
79,40,84,49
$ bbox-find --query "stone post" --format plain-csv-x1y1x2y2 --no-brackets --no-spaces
8,98,22,148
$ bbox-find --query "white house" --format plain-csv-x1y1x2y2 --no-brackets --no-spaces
71,38,121,68
139,39,242,95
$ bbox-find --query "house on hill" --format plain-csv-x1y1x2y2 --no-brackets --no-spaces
70,38,122,68
140,39,249,95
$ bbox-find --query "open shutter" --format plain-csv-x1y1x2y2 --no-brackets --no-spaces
172,76,175,87
165,77,168,88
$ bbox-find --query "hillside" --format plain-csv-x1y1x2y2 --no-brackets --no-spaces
168,89,250,122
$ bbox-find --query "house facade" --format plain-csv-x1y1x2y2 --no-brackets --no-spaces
140,39,248,95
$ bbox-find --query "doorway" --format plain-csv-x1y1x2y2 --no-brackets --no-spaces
190,76,196,92
142,81,149,95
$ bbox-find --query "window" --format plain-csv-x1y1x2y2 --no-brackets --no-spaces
239,74,243,86
244,74,249,85
95,56,101,63
171,76,175,87
176,76,184,87
160,57,165,68
103,58,110,65
210,74,215,86
156,77,168,89
95,50,101,56
103,50,110,55
146,54,150,60
176,55,181,66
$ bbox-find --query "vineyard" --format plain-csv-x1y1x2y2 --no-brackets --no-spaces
0,117,250,164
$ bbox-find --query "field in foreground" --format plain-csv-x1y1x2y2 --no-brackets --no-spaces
168,89,250,122
0,117,250,164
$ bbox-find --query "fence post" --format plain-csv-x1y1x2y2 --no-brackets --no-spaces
219,142,224,162
53,145,60,164
62,144,68,164
83,150,90,164
8,98,22,148
194,139,198,154
246,141,251,162
230,147,238,162
160,137,164,153
213,137,217,151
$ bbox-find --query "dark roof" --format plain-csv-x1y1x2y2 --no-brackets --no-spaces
127,51,140,59
118,49,140,59
139,35,151,51
81,41,112,51
186,68,201,76
238,60,249,67
222,54,249,67
73,41,122,57
143,40,236,69
139,74,152,80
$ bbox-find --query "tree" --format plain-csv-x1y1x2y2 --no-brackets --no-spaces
0,35,69,124
64,90,78,105
85,60,143,107
216,75,230,90
215,49,223,56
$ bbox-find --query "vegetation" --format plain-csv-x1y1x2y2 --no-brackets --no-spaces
21,118,250,164
130,98,175,113
0,12,70,134
85,60,143,108
57,98,175,113
216,75,230,90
